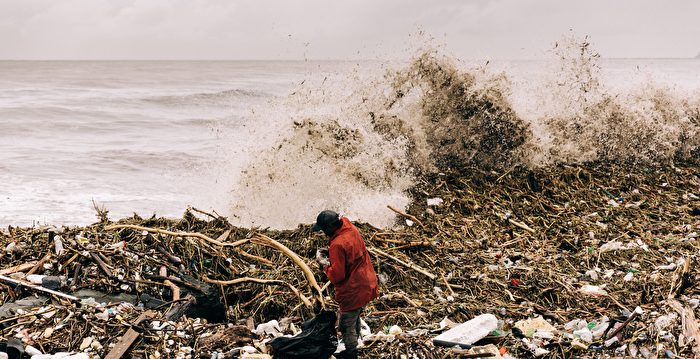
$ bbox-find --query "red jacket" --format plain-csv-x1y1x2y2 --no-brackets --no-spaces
323,217,379,312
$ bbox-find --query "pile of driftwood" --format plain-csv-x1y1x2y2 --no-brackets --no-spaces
0,160,699,358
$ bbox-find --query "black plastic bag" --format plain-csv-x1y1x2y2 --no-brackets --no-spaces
270,310,338,359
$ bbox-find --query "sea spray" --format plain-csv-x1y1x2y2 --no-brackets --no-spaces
228,50,532,229
228,38,700,229
228,66,415,229
540,34,700,164
383,50,530,170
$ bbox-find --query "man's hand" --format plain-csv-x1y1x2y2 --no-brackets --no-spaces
316,248,330,268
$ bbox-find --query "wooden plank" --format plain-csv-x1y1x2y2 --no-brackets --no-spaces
104,310,157,359
27,253,51,276
0,262,37,275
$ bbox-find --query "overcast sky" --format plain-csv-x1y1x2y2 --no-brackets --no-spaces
1,0,698,60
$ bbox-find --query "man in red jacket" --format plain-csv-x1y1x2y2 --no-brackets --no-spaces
313,210,378,359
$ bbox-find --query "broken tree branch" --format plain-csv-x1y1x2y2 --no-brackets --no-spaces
669,299,700,357
606,307,641,339
387,205,425,228
369,247,436,280
251,233,325,306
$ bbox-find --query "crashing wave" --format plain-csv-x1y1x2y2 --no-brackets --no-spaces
225,37,700,229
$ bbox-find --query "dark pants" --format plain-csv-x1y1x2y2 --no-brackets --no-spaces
339,307,363,355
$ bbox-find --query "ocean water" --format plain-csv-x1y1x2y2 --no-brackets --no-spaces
0,61,348,226
1,56,699,228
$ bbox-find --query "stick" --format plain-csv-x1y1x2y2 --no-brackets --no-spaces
0,274,79,302
606,308,640,339
605,293,630,314
0,262,37,275
387,205,424,228
441,272,456,297
61,253,80,268
669,257,690,298
508,219,536,233
163,294,196,321
104,224,249,248
27,253,51,276
104,310,157,359
164,280,180,301
235,249,274,267
216,229,271,265
385,241,433,251
251,234,325,306
368,247,436,280
0,307,57,326
72,263,82,286
97,251,113,266
142,275,206,293
156,245,182,265
383,292,420,307
159,266,180,301
203,276,312,308
188,206,222,221
90,252,113,277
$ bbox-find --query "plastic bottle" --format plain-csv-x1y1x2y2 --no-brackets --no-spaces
54,235,64,255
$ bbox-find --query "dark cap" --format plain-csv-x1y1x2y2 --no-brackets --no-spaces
311,210,340,232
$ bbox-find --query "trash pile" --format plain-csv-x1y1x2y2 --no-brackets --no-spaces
1,160,699,358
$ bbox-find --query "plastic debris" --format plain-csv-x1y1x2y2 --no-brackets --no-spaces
579,284,608,296
465,344,503,358
254,320,282,337
654,313,678,331
388,325,402,335
513,316,557,338
426,198,444,206
433,314,498,347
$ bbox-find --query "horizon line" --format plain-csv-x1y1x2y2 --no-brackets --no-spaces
0,56,697,62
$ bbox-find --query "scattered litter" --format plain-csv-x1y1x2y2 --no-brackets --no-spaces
1,161,699,358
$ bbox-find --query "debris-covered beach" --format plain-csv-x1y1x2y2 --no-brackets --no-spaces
1,159,699,358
